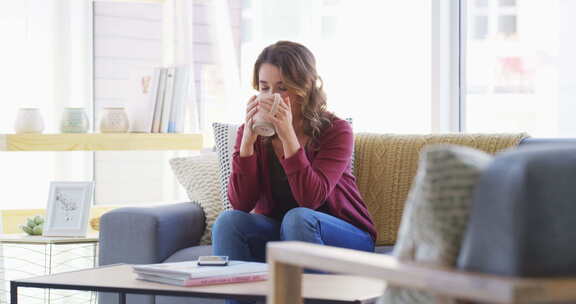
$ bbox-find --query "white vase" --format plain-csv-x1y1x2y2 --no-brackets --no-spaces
14,108,45,134
99,107,129,133
61,108,89,133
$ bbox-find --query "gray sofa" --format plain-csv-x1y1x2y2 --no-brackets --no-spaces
98,138,576,304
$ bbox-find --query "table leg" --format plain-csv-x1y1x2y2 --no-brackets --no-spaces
92,243,98,304
268,260,302,304
47,244,53,304
10,281,17,304
118,292,126,304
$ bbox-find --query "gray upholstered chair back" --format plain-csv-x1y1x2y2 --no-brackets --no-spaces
458,144,576,277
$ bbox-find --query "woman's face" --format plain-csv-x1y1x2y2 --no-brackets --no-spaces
258,63,291,99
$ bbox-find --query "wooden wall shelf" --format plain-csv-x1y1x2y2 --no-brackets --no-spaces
0,133,203,151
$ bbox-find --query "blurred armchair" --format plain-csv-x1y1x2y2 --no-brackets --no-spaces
267,242,576,304
267,144,576,304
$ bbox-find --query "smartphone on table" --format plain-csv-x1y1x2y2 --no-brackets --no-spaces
197,255,229,266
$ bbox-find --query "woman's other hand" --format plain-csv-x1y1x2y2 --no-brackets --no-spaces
239,95,259,157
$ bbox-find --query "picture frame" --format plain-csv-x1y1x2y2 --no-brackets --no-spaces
43,181,94,237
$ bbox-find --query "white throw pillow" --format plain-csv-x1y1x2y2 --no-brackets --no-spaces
381,144,492,303
170,153,223,245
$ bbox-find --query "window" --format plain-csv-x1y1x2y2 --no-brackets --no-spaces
238,1,433,134
476,0,489,8
498,15,517,37
499,0,517,7
473,15,489,40
464,0,575,137
0,0,92,209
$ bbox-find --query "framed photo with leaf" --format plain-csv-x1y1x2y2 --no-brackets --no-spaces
43,181,94,237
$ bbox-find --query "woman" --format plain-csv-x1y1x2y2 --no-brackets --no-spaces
212,41,376,263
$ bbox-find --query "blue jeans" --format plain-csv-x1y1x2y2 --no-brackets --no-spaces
212,208,374,304
212,207,374,262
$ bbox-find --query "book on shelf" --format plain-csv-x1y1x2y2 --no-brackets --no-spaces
133,261,268,287
129,65,192,133
151,68,168,133
128,67,161,133
159,67,176,133
168,66,191,133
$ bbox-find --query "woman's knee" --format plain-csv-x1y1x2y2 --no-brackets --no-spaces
212,210,249,235
281,208,317,236
283,207,315,223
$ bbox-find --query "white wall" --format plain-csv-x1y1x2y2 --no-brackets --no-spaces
92,0,241,205
93,1,185,205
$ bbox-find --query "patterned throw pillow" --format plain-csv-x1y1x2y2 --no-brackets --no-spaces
212,119,354,211
212,122,240,211
381,144,492,303
169,153,224,245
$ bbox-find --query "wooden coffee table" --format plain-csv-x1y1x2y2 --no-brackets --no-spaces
10,264,384,303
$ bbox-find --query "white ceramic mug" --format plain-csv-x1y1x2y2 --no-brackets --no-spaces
14,108,45,134
61,108,89,133
252,92,282,137
100,107,129,133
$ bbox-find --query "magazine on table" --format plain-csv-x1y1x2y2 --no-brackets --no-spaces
135,271,268,287
133,260,268,286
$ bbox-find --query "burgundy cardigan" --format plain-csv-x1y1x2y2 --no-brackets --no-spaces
228,118,377,240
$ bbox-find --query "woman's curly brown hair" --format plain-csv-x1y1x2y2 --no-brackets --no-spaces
252,41,333,148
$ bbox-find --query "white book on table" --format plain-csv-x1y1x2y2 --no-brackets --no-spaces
133,261,267,279
135,271,268,287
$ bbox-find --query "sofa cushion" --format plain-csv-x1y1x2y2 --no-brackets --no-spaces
382,144,492,303
170,153,223,245
353,133,529,246
458,145,576,277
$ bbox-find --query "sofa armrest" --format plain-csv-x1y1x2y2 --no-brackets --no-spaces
99,202,205,266
266,242,576,304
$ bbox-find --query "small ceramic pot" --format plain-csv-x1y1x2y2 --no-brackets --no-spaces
15,108,45,134
61,108,89,133
100,107,129,133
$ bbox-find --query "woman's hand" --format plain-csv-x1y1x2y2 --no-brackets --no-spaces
239,95,259,157
260,95,294,142
261,95,300,158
